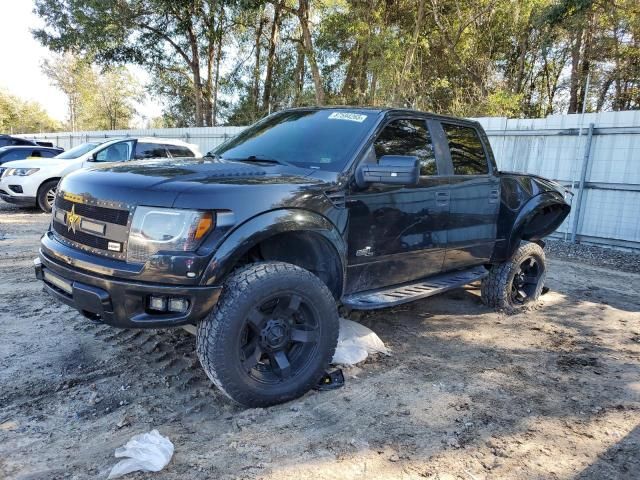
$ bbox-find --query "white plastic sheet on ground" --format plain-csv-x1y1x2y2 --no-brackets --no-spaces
331,318,390,365
108,429,174,479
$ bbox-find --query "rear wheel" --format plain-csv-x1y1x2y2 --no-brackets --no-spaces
37,180,58,213
196,262,339,407
481,242,546,314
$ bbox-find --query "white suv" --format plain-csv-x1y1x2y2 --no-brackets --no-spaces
0,137,201,212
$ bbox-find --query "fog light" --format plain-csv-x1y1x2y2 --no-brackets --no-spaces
168,297,189,313
149,295,167,311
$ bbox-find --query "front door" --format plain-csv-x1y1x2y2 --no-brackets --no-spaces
345,118,449,294
437,121,500,270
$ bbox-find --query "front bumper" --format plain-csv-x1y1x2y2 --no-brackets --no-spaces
0,192,36,206
35,252,222,328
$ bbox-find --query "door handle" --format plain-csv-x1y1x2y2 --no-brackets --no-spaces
436,191,450,206
489,189,499,204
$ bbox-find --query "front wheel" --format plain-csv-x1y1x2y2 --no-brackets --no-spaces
481,242,546,314
37,180,58,213
196,262,339,407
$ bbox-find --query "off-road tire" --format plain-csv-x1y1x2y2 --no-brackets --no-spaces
196,261,339,407
37,180,58,213
481,242,546,314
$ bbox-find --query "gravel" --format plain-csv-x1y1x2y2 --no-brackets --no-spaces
545,239,640,274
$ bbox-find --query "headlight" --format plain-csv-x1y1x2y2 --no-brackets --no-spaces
127,206,214,263
5,168,40,176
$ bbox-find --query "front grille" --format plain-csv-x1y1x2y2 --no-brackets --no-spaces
51,192,132,260
55,196,130,226
53,221,111,250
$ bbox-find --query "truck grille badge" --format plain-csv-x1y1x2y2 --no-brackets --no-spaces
66,205,82,234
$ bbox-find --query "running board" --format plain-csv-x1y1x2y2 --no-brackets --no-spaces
343,266,488,310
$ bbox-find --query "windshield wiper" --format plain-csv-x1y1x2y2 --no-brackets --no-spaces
232,155,294,167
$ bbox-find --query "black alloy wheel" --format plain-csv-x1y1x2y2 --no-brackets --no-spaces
196,262,339,407
239,293,320,383
481,242,547,313
510,256,543,304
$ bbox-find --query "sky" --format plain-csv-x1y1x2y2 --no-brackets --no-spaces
0,0,162,126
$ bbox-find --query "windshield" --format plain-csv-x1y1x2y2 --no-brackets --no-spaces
211,109,379,172
55,142,101,159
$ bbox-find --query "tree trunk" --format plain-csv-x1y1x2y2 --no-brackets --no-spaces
212,31,223,126
395,0,424,106
263,2,282,113
187,23,205,126
297,0,324,105
568,27,583,114
293,38,305,105
252,8,266,120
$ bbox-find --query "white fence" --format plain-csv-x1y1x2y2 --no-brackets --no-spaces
20,110,640,250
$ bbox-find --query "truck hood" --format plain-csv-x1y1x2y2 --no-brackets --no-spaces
58,157,327,209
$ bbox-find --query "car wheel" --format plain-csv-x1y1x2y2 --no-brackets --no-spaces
196,261,339,407
481,242,546,314
37,180,58,213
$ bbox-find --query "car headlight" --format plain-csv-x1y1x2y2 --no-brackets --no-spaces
127,206,214,263
5,168,40,176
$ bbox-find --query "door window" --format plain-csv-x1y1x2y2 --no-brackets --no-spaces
374,119,437,176
442,124,489,175
94,141,134,162
134,142,169,159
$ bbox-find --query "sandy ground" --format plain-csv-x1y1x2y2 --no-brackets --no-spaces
0,202,638,480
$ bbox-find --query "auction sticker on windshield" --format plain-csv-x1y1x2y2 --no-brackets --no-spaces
328,112,368,122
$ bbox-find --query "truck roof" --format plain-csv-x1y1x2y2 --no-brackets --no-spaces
279,106,481,126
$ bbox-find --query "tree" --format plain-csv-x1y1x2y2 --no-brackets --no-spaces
0,89,61,134
42,53,143,130
34,0,640,126
34,0,232,127
41,53,92,131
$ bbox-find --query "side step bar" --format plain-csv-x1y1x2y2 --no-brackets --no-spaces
343,266,488,310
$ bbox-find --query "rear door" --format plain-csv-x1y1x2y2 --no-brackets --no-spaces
437,121,500,270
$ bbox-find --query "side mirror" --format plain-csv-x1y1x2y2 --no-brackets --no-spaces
356,155,420,188
87,152,98,162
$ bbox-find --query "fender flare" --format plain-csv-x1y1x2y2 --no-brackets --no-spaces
200,209,347,289
494,191,569,262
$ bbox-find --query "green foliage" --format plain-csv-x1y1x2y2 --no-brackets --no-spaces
41,53,143,130
0,89,61,134
33,0,640,127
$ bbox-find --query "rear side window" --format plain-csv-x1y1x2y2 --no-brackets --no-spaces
166,145,195,157
1,149,30,161
12,138,33,146
374,119,437,176
442,123,489,175
134,142,169,159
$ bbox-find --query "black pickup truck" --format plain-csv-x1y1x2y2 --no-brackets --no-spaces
35,107,570,407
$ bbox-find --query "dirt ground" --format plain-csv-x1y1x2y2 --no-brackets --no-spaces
1,201,638,480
